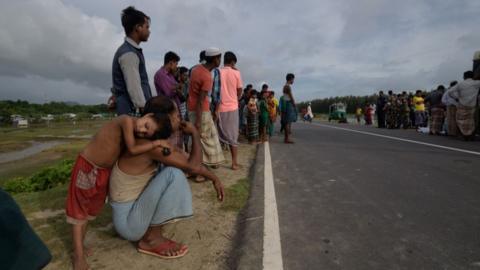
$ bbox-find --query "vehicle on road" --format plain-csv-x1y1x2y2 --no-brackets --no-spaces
328,102,347,123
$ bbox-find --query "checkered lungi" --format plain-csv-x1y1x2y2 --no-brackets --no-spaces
188,111,225,166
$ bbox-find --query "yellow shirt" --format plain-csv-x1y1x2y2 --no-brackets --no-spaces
356,108,362,115
413,96,425,111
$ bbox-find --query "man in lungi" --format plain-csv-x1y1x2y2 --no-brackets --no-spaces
446,71,480,140
187,47,225,172
217,51,243,170
425,85,446,135
442,81,458,136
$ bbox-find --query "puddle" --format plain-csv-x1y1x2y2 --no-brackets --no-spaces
0,141,65,163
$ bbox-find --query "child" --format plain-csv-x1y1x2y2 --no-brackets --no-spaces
258,90,270,142
247,90,259,144
67,103,171,270
267,91,277,137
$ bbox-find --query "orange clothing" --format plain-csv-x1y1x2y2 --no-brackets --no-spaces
187,65,213,112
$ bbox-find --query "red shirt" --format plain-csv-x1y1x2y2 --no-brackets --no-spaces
187,65,213,112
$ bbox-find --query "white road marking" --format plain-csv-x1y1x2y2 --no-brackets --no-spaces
263,142,284,270
309,122,480,157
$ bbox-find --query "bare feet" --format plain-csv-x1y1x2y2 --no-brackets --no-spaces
84,246,93,257
72,254,90,270
231,164,241,170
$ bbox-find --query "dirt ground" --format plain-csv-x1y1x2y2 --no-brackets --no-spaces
1,122,257,269
34,143,256,270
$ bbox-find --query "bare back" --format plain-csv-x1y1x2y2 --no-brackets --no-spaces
82,117,125,168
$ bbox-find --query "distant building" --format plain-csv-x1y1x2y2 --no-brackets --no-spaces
41,114,54,121
63,113,77,119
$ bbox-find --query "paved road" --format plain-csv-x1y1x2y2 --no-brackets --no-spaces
266,121,480,270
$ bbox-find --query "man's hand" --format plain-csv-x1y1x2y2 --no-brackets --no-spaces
212,110,220,122
180,121,197,135
212,178,224,202
153,139,170,149
194,120,201,131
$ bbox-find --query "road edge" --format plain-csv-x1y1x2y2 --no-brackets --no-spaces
228,143,265,270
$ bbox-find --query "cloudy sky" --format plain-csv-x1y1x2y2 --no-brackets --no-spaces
1,0,479,104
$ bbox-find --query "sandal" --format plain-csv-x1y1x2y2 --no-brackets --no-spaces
137,240,188,259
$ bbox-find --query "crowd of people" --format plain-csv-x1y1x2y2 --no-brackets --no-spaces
355,66,480,141
63,6,299,270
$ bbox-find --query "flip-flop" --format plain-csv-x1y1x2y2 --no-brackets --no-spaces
137,240,188,259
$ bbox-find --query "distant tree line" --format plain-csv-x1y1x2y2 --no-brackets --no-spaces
0,100,110,123
297,95,380,114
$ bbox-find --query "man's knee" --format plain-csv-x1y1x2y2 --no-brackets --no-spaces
160,167,186,184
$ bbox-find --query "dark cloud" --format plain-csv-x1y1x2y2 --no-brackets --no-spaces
0,0,479,104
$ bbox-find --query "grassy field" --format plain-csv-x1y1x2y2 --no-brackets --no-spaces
0,120,113,268
0,120,107,185
1,119,256,269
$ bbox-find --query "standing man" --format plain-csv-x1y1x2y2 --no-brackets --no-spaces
280,73,297,144
112,6,152,116
376,91,387,128
154,51,184,150
188,48,225,170
446,71,480,140
217,52,243,170
413,90,426,128
442,81,458,136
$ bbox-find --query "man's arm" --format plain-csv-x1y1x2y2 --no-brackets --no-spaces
237,72,243,99
119,115,168,155
447,85,459,100
119,52,146,109
195,91,207,130
147,122,224,201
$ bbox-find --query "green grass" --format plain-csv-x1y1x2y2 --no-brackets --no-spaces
13,182,114,266
0,119,117,268
219,178,250,212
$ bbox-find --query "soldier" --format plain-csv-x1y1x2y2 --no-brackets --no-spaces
399,92,411,129
385,90,398,129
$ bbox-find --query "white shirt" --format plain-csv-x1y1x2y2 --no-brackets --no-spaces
447,79,480,107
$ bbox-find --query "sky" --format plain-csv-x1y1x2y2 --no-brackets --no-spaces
0,0,479,104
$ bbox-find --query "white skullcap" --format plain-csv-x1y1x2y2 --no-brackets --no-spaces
205,47,221,57
474,50,480,61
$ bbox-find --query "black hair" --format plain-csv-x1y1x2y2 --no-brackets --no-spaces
250,89,258,98
121,6,150,36
199,51,206,62
178,66,188,75
450,81,458,87
270,91,275,96
205,54,221,64
246,84,253,89
388,90,393,95
379,90,384,95
437,85,445,90
416,90,422,94
143,96,176,139
286,73,295,81
224,51,237,65
164,51,180,65
464,70,474,79
262,84,268,90
259,89,268,100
